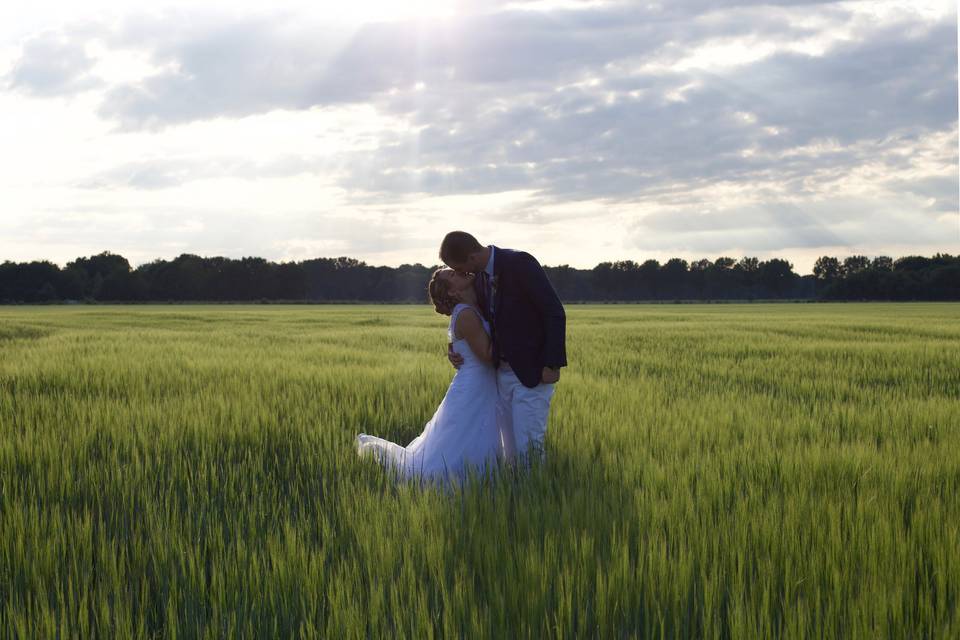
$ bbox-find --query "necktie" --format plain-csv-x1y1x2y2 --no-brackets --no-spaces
476,271,498,367
476,271,492,321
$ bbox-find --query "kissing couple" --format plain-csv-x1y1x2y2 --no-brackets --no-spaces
356,231,567,486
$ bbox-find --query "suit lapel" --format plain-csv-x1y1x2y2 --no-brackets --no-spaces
472,271,487,317
492,246,504,319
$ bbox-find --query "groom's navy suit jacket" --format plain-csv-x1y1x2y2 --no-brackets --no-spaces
478,246,567,389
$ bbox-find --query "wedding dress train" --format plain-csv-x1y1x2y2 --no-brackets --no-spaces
356,303,501,484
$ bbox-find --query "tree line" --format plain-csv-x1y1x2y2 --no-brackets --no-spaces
0,252,957,303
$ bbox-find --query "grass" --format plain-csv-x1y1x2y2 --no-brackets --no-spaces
0,303,958,638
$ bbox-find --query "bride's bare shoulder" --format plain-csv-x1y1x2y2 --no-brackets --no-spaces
454,305,484,336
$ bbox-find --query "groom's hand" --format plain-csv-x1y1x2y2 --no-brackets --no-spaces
448,343,464,369
541,366,560,384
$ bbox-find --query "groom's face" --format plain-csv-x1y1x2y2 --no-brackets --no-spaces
469,252,486,272
444,255,478,276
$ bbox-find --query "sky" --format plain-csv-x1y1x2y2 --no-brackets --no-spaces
0,0,957,273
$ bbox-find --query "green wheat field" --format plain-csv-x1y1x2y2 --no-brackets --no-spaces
1,303,958,638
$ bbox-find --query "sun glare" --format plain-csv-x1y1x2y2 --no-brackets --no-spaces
333,0,460,23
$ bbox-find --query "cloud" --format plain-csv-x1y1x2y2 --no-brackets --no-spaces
884,175,959,213
5,4,821,128
629,195,953,254
75,154,329,190
14,201,444,268
1,1,955,268
340,17,956,201
3,30,103,95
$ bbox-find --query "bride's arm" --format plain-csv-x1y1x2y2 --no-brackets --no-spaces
456,309,493,364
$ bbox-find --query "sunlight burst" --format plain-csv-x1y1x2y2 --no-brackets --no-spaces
334,0,460,23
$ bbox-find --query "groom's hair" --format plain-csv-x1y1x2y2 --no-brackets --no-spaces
440,231,483,264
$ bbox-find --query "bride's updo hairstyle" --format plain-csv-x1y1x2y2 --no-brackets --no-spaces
428,268,458,316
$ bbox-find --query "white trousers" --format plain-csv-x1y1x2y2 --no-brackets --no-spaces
496,367,555,461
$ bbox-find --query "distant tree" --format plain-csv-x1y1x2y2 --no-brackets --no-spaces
611,260,641,299
637,260,660,299
796,275,817,299
389,263,434,302
0,261,62,302
591,262,616,299
301,258,338,300
215,259,255,300
36,282,58,302
67,252,131,298
334,256,363,270
100,270,147,301
813,256,841,281
241,257,274,300
894,255,931,272
660,258,689,298
58,266,88,300
0,262,10,301
734,257,760,297
736,257,759,273
323,257,373,301
705,257,737,298
872,256,893,271
690,259,712,271
273,262,308,300
689,259,712,299
758,258,797,298
544,264,586,301
138,254,215,300
928,261,960,300
822,270,874,300
841,255,870,277
1,251,957,304
67,251,131,278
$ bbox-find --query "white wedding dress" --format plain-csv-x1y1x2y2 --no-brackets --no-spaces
356,303,501,485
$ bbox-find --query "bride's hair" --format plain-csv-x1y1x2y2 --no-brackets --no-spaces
428,268,458,315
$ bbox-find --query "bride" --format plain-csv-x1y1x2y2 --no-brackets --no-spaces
355,268,502,485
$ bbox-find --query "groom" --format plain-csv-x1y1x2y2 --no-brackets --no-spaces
440,231,566,462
